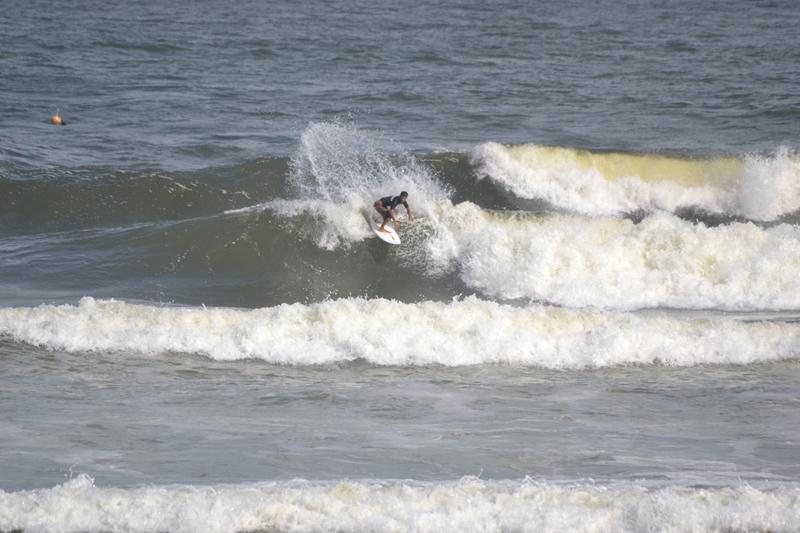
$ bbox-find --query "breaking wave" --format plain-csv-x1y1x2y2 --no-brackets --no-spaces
1,297,798,368
471,143,800,221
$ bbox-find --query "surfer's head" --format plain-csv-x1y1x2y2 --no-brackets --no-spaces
51,113,65,126
400,191,408,199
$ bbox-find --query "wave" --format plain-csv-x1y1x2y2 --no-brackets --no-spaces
1,297,798,368
471,143,800,221
1,474,798,533
4,129,798,241
225,124,800,311
243,200,800,310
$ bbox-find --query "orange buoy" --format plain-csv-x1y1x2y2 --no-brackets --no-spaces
51,113,65,126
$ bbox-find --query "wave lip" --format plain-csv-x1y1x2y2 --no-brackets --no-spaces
471,143,800,221
1,297,798,368
1,474,799,533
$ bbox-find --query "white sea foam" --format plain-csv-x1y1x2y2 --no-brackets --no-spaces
1,474,799,533
1,297,798,367
426,206,800,310
472,143,800,220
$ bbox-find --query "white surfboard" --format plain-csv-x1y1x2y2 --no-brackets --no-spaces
370,218,401,245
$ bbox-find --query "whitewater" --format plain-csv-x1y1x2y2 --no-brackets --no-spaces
3,475,800,533
2,296,799,367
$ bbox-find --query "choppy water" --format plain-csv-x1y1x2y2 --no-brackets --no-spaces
1,0,800,531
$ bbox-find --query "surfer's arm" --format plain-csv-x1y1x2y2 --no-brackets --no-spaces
405,203,412,223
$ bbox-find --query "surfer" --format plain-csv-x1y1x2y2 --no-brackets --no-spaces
374,191,412,233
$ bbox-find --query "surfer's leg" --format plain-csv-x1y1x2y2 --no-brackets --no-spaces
379,209,391,231
375,201,389,228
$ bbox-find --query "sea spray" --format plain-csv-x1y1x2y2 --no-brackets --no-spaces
282,122,452,248
736,147,800,221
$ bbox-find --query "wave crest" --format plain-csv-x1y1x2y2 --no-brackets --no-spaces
471,143,800,221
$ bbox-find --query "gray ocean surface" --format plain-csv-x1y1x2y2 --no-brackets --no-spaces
1,0,800,531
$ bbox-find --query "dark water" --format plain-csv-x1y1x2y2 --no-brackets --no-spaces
1,1,800,531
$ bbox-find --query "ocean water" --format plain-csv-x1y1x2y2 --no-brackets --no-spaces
1,0,800,531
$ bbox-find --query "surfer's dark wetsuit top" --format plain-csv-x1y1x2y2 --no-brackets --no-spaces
380,195,409,220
